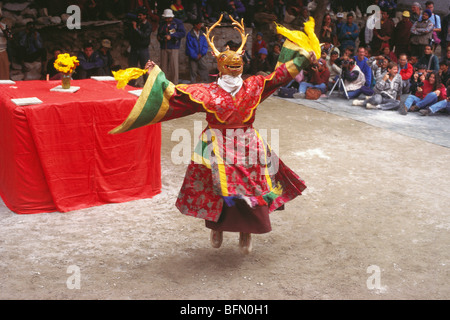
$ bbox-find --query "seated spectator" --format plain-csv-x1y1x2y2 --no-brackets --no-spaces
75,41,104,79
97,39,120,76
416,45,439,72
342,58,373,99
409,64,427,95
252,32,266,59
319,13,337,46
335,46,354,67
171,0,188,22
438,61,450,86
338,13,359,52
353,46,372,89
291,6,310,31
326,50,342,90
17,22,46,64
381,43,397,63
410,9,434,58
419,83,450,116
370,55,390,82
250,47,271,75
352,62,402,110
399,71,447,115
293,58,330,99
268,43,281,70
223,0,246,22
46,48,62,80
321,41,339,60
397,54,414,94
441,47,450,65
409,55,419,67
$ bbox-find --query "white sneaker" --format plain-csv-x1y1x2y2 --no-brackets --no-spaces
352,99,365,106
293,92,305,99
366,103,380,109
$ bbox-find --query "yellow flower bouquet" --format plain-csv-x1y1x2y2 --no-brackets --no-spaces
53,53,79,89
54,53,79,74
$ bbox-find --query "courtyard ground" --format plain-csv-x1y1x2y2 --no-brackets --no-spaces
0,95,449,301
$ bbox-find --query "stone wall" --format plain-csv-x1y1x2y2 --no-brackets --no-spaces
5,17,253,83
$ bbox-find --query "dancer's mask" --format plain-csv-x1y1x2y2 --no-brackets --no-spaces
206,14,248,77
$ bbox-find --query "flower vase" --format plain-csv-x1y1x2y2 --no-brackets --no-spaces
61,73,72,89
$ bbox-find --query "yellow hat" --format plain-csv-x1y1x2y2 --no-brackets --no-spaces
402,11,410,18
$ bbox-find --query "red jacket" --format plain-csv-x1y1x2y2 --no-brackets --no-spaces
416,80,447,101
399,63,413,81
309,67,331,85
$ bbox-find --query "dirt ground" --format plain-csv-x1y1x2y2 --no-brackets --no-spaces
0,96,449,300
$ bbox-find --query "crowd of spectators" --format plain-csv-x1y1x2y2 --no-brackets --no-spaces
1,0,450,116
278,0,450,117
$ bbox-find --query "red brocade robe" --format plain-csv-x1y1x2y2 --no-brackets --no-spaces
110,55,311,230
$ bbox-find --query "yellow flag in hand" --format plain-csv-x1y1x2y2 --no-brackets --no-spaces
112,68,148,89
275,16,321,60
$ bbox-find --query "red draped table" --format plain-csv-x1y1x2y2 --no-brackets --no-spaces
0,79,161,214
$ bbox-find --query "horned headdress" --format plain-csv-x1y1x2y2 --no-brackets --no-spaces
205,14,248,77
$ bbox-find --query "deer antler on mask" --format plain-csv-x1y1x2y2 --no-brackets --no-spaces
205,14,248,77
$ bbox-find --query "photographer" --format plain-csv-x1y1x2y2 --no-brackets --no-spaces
342,57,373,99
17,21,46,65
370,54,390,82
409,65,427,95
293,58,330,99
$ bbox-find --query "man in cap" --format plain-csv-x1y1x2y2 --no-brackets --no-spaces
97,39,116,76
393,11,413,58
157,8,186,84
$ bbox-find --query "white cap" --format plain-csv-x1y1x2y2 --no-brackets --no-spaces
162,9,175,18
